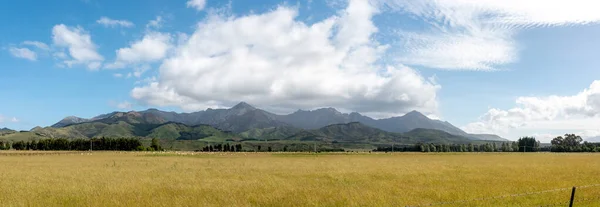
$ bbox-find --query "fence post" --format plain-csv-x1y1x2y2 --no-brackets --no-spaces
569,186,576,207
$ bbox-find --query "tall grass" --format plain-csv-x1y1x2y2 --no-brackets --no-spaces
0,152,599,206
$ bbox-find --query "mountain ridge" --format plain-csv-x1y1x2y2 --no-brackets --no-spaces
49,102,507,141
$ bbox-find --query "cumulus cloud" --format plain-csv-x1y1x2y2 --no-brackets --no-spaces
382,0,600,70
187,0,207,11
8,47,37,61
131,0,440,117
106,32,172,69
463,81,600,141
97,17,134,28
52,24,104,70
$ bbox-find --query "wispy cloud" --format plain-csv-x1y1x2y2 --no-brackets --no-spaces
97,17,134,28
0,115,19,123
117,101,132,110
22,41,50,51
382,0,600,71
108,101,133,110
8,47,37,61
146,16,163,29
186,0,207,11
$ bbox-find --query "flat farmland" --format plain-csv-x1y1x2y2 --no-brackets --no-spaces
1,152,599,206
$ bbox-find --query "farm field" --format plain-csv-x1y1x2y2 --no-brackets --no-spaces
1,152,600,206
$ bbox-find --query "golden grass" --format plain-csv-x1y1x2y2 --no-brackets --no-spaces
1,152,599,207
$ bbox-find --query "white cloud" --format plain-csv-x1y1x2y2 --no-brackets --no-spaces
8,47,37,61
113,73,123,78
132,0,440,117
382,0,600,70
106,32,172,69
147,16,163,29
117,101,133,109
133,65,151,77
463,80,600,142
53,52,67,59
0,115,18,123
187,0,207,11
97,17,134,28
52,24,104,70
23,41,50,51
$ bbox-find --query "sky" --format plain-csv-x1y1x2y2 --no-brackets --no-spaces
1,0,600,142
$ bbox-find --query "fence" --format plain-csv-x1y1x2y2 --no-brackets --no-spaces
407,184,600,207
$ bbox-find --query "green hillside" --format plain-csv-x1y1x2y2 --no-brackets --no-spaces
286,122,407,143
147,123,236,142
0,131,47,142
239,126,301,140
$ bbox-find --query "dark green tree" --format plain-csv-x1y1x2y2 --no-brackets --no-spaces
150,138,162,151
517,137,539,152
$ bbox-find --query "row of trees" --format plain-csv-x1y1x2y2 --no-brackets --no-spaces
201,143,243,152
551,134,600,152
375,137,544,153
6,138,145,151
199,143,345,152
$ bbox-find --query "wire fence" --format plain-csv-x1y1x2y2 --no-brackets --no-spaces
407,184,600,207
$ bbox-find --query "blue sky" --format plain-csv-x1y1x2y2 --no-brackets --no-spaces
2,0,600,142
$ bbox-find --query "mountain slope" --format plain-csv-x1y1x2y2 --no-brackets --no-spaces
286,122,404,143
51,116,89,128
375,111,465,135
0,127,16,136
285,122,475,144
147,122,236,141
403,128,473,144
468,134,509,141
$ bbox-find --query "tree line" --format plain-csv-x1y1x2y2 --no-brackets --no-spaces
199,143,344,152
376,137,543,153
201,143,243,152
1,138,154,151
551,134,600,152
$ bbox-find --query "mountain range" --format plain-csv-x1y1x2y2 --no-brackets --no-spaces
0,102,511,150
33,102,505,141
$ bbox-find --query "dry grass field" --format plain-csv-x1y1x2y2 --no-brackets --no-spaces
1,152,600,206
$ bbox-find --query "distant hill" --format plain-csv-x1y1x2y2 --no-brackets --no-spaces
0,127,16,136
468,134,507,142
37,111,233,140
51,116,90,128
403,128,473,144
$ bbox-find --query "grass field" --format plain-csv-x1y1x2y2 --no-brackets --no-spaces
1,152,599,206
